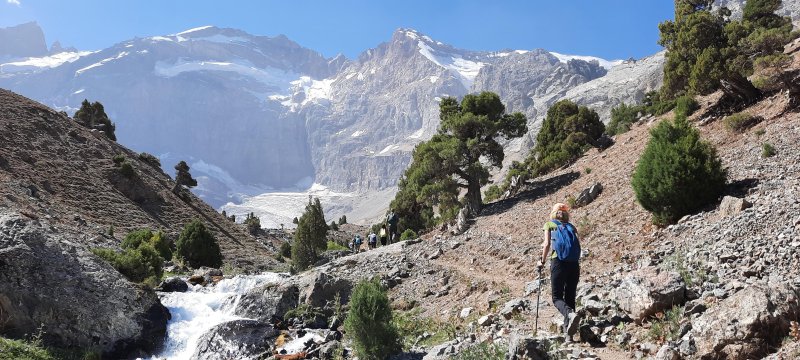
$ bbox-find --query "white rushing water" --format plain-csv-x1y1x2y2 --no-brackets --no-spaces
147,273,287,360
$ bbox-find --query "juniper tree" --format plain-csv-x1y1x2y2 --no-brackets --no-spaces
390,92,527,232
172,160,197,195
74,99,117,141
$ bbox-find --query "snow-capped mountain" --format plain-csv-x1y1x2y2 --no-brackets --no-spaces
0,23,662,222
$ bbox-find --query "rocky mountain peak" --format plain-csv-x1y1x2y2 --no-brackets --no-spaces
0,21,48,59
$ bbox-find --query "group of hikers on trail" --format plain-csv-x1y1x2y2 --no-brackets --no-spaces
349,209,399,253
537,202,582,341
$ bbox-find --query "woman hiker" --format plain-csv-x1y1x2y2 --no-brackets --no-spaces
538,203,582,341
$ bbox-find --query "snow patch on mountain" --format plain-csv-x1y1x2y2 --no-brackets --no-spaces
0,51,94,74
75,51,129,76
154,59,298,92
417,41,485,89
549,51,623,70
177,25,215,36
221,183,354,229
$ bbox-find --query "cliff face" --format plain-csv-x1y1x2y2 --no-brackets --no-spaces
0,22,48,59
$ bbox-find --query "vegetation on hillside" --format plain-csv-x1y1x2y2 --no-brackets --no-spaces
172,160,197,195
176,219,222,268
344,279,400,359
631,105,726,225
390,92,527,233
659,0,797,101
291,198,328,271
73,99,116,141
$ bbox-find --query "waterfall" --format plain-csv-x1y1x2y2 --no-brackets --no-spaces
147,272,286,360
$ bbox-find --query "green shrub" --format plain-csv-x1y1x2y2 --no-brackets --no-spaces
607,102,643,135
119,161,134,177
279,242,292,258
0,336,53,360
755,128,766,137
329,221,339,231
326,241,348,251
123,229,171,260
92,242,163,283
243,212,261,235
483,184,503,203
452,342,506,360
138,152,161,167
112,154,125,165
674,95,699,117
344,279,401,360
762,142,776,157
585,167,592,174
399,229,418,241
631,117,726,225
176,220,222,268
647,306,684,342
724,112,762,133
533,100,604,174
338,215,347,225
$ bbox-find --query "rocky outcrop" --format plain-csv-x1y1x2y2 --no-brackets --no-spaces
191,320,278,360
611,267,686,323
0,212,169,358
718,195,752,218
574,182,603,208
0,22,48,58
235,283,299,322
158,277,189,293
297,271,353,308
693,283,800,359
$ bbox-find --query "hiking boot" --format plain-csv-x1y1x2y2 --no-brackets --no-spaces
565,311,580,336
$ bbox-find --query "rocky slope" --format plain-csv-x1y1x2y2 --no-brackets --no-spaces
0,89,283,356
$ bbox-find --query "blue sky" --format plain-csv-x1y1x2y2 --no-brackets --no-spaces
1,0,674,60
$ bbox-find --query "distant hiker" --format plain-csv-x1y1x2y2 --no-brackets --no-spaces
538,203,582,341
386,209,399,243
379,226,388,246
353,234,363,253
368,231,378,250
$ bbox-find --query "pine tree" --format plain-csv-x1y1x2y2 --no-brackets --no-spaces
291,197,329,271
533,100,605,173
176,219,222,268
344,279,401,360
390,92,527,232
74,99,117,141
172,160,198,195
632,115,726,225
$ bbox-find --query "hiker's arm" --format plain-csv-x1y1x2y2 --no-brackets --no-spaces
540,229,551,266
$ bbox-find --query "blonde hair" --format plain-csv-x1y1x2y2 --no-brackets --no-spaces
550,203,570,222
550,209,570,222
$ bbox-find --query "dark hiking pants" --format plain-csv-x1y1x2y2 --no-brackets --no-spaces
551,259,580,321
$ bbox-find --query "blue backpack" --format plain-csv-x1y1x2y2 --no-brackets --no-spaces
551,220,581,262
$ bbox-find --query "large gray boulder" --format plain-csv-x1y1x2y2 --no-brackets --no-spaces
234,283,299,322
296,271,352,308
191,319,278,360
574,182,603,208
611,267,686,323
693,284,800,359
0,213,169,358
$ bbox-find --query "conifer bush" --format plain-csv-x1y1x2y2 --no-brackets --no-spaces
344,279,401,360
631,116,726,225
176,219,222,268
92,242,163,284
400,229,418,241
724,112,762,133
123,229,172,260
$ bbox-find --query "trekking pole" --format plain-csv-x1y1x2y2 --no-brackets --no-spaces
534,266,543,335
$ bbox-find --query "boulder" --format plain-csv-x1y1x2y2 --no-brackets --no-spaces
191,319,278,360
158,276,188,293
507,333,549,360
235,283,299,322
611,267,686,323
718,196,752,218
500,298,530,320
574,182,603,207
654,344,680,360
0,212,170,358
692,284,800,359
296,272,352,307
